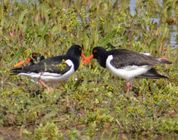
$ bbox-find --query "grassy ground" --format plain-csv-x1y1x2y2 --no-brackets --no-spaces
0,0,178,139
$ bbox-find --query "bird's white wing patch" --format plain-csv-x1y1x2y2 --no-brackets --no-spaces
18,59,75,82
140,52,151,56
106,55,151,80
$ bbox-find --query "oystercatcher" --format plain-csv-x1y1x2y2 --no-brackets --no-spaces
14,52,45,67
11,45,84,89
85,46,171,92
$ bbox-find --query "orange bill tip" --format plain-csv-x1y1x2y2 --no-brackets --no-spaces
82,54,94,64
88,54,94,60
81,53,87,59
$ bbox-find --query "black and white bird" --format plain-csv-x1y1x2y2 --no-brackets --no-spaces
11,45,84,89
86,46,171,92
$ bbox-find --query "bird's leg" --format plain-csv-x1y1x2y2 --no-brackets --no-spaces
37,72,44,87
38,79,54,92
125,81,133,93
38,79,48,88
37,73,53,92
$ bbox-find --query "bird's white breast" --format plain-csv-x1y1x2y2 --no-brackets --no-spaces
106,55,151,81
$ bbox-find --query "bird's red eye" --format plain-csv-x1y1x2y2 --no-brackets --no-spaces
93,49,97,53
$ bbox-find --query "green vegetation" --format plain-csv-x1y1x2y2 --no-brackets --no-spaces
0,0,177,139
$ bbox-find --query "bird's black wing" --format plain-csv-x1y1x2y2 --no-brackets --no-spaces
11,56,71,75
110,49,160,68
137,68,168,79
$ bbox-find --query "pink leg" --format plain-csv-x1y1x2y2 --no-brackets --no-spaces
38,79,48,88
37,73,54,92
125,81,133,93
38,79,54,92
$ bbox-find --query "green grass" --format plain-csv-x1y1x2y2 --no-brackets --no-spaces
0,0,178,139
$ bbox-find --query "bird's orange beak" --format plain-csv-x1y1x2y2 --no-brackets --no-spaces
14,57,31,67
81,54,94,64
81,53,87,64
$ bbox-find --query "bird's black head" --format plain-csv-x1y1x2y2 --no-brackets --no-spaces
66,44,82,70
92,46,108,68
66,44,82,57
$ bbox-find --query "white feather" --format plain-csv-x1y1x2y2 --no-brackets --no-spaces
140,52,151,56
106,55,151,81
18,59,75,82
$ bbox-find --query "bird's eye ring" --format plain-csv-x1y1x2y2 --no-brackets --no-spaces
93,49,97,53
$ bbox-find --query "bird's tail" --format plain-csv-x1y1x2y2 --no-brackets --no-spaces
11,67,23,75
139,68,168,79
158,57,172,64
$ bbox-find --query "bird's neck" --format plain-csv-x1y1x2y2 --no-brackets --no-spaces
98,53,108,68
69,56,80,71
